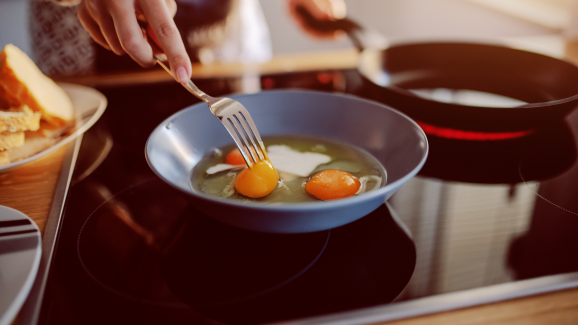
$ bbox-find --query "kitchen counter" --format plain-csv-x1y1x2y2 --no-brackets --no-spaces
0,146,68,235
5,44,578,325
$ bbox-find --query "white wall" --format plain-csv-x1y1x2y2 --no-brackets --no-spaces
261,0,556,54
0,0,557,60
0,0,31,56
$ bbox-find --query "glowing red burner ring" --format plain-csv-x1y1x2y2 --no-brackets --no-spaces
417,121,535,141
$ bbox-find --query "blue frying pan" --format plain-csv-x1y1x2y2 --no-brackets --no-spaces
146,90,428,233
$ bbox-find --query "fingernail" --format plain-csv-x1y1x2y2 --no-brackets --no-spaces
176,66,188,83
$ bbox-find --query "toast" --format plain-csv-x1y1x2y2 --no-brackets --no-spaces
0,85,11,109
0,44,74,127
0,131,25,151
0,105,41,133
0,150,8,166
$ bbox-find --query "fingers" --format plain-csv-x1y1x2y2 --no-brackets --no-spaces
328,0,347,19
140,0,191,83
165,0,177,17
107,0,155,67
78,0,189,77
288,0,330,21
84,0,126,55
77,1,110,50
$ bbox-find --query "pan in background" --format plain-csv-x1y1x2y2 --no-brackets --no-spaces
146,90,428,233
360,42,578,132
296,7,578,132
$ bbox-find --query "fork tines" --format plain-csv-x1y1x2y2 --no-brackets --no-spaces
152,53,267,169
223,111,267,168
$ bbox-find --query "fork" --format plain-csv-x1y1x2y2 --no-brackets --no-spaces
154,53,267,168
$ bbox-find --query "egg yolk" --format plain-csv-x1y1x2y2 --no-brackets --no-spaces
226,148,246,165
234,160,278,198
226,148,262,165
305,169,361,201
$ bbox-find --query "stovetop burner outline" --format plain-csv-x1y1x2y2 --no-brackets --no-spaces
181,231,331,309
518,156,578,217
76,177,189,308
75,176,332,310
519,178,578,217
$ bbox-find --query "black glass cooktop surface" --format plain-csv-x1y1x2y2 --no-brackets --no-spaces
38,69,578,324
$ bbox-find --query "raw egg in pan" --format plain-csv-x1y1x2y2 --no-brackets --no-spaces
191,136,385,204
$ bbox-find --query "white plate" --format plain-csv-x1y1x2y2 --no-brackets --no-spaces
0,83,108,173
0,205,41,325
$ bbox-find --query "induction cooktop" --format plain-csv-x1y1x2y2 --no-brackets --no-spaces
22,68,578,325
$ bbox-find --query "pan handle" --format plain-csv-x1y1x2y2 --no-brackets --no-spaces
295,6,388,52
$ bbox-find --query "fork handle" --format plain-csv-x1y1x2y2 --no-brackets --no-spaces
154,54,215,104
145,25,215,104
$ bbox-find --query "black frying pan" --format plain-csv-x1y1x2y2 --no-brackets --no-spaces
296,7,578,132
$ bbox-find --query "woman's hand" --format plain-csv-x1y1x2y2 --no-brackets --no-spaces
287,0,347,39
77,0,191,83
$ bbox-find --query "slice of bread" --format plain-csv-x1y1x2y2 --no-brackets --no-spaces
0,44,74,127
0,85,11,109
0,150,9,166
32,119,75,138
0,105,41,132
0,131,25,151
